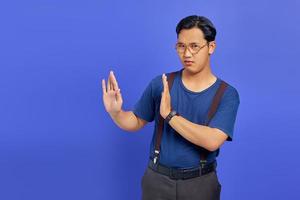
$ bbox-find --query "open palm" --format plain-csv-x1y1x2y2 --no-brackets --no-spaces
102,71,123,115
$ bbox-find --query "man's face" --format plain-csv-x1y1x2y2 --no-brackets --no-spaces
176,27,216,73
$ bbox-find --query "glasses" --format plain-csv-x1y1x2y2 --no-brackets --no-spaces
175,42,208,55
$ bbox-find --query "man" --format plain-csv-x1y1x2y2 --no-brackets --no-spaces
102,15,240,200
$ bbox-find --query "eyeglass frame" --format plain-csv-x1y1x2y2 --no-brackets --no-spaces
175,42,209,55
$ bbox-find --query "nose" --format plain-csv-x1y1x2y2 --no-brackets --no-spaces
183,47,192,58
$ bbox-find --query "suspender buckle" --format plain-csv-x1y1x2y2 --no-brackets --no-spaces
153,157,158,164
153,150,160,164
200,160,207,168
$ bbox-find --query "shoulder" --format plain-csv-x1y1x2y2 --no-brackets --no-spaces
141,74,162,99
219,79,240,104
148,73,162,89
150,70,179,87
148,71,178,99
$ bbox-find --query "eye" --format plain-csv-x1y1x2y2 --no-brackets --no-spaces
177,43,185,48
190,44,199,49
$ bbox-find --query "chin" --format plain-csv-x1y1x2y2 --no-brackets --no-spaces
183,65,195,71
183,65,205,74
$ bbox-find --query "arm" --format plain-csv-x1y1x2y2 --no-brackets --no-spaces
167,115,228,151
110,109,148,132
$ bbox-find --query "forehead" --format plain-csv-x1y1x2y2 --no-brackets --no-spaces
177,27,205,43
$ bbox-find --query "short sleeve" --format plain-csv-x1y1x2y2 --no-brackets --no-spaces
132,79,155,122
208,86,240,141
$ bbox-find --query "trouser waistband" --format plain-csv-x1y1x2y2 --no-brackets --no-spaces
148,159,217,180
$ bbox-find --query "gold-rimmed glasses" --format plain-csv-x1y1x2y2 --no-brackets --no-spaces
175,42,208,55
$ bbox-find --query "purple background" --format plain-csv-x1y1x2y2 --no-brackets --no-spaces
1,0,299,199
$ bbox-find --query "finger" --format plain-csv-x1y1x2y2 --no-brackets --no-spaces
115,88,122,102
165,74,169,92
162,74,168,92
161,90,165,102
162,74,166,92
109,71,114,90
107,72,111,91
111,71,119,90
102,79,107,94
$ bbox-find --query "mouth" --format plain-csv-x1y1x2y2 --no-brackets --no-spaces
184,60,194,66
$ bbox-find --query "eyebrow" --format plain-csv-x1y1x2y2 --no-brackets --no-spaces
176,41,201,44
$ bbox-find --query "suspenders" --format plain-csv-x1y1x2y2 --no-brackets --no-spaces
153,70,228,168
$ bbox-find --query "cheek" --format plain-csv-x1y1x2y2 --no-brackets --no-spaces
178,54,185,61
196,51,209,59
194,54,208,64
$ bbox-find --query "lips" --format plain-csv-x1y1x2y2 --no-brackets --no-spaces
184,60,194,65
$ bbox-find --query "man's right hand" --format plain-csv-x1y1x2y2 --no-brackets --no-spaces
102,70,123,117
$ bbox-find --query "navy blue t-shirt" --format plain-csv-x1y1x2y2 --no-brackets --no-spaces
133,68,240,168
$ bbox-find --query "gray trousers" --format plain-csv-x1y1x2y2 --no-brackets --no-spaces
141,166,222,200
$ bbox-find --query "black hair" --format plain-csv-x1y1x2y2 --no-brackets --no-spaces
176,15,217,42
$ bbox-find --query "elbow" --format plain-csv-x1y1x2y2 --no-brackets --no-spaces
126,128,138,132
124,123,144,132
124,125,141,132
206,128,227,151
206,141,220,152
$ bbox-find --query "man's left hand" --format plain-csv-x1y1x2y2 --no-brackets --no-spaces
160,73,171,119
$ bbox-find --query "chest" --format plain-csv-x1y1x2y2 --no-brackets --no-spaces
174,92,214,124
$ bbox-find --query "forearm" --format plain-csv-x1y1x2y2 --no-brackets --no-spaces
168,115,218,151
109,109,140,132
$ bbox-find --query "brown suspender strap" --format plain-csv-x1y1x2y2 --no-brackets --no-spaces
153,71,178,164
200,80,228,167
205,81,228,126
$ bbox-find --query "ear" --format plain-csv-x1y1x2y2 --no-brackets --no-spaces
208,41,216,55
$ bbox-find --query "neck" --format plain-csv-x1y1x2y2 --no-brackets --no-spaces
181,65,217,90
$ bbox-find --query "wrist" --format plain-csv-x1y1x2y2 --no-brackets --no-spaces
163,111,171,119
165,110,180,123
110,109,123,119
